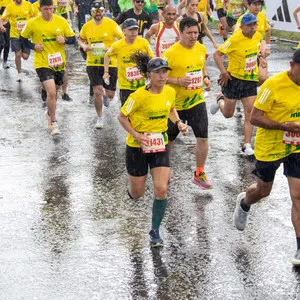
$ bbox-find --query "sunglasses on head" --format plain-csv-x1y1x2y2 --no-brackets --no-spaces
135,0,144,3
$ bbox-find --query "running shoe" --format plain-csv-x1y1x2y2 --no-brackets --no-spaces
292,249,300,266
95,116,104,129
192,171,213,190
242,143,254,156
62,93,73,101
41,89,47,102
149,229,163,247
16,73,23,82
233,192,248,231
49,122,60,136
88,95,94,104
2,61,9,69
103,94,110,107
210,93,224,114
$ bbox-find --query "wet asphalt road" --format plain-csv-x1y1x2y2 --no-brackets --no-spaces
1,34,300,300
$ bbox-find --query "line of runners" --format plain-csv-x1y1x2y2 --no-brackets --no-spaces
1,0,300,265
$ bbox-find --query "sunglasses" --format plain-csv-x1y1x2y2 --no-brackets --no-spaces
135,0,145,3
91,7,105,12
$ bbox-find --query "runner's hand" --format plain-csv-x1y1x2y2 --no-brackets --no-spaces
178,121,189,136
56,35,65,44
133,132,151,148
178,76,192,87
218,72,231,87
203,77,211,91
34,43,44,52
282,122,300,132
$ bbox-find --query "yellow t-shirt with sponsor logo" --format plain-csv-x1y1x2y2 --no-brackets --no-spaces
218,30,262,81
79,18,123,67
54,0,72,16
21,14,75,70
106,36,154,90
162,41,206,111
215,0,223,10
197,0,207,23
227,0,245,20
2,1,34,38
121,85,175,148
235,12,269,39
254,71,300,161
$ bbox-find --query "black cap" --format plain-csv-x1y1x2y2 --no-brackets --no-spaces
147,58,172,72
123,18,139,29
292,49,300,64
91,1,105,9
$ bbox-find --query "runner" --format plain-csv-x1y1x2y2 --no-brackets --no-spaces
116,0,152,36
118,55,188,247
103,18,154,106
233,49,300,266
0,0,11,68
0,0,34,81
211,13,263,156
162,17,213,190
20,0,75,135
145,5,179,57
176,0,218,48
78,1,123,128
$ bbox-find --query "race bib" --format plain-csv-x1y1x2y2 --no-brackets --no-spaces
142,133,166,153
160,39,175,53
48,52,63,68
244,56,257,72
91,42,105,57
17,21,26,32
186,71,202,90
232,8,242,18
282,131,300,145
126,66,143,82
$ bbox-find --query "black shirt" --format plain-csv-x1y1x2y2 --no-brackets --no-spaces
116,8,152,36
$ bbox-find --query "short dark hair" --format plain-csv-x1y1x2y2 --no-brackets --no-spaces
40,0,53,7
179,17,199,33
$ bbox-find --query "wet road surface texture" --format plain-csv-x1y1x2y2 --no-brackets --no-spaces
1,35,300,300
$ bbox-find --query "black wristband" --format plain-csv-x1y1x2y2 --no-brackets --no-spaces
175,119,182,126
203,75,210,80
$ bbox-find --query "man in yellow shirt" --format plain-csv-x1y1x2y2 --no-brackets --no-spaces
21,0,75,136
162,17,212,190
78,1,123,129
0,0,34,81
211,13,262,156
103,18,154,106
233,49,300,266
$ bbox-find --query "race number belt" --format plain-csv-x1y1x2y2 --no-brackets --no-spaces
142,132,166,153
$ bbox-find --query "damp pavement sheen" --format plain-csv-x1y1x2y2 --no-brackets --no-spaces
1,39,300,300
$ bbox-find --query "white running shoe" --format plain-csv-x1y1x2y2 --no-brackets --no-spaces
233,192,248,231
16,73,23,82
242,143,254,156
210,94,224,114
49,122,60,136
95,117,104,129
2,61,9,69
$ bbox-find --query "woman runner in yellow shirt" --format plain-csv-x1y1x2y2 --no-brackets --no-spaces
118,54,188,247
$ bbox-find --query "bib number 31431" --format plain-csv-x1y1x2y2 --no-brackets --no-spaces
142,133,166,153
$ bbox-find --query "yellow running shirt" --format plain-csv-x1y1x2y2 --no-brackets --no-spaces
197,0,207,22
227,0,245,20
254,71,300,161
218,30,262,81
106,36,154,90
21,14,75,70
55,0,72,16
32,1,40,17
121,85,176,147
0,0,12,12
79,18,123,67
215,0,223,10
1,1,34,38
162,41,206,111
235,12,269,38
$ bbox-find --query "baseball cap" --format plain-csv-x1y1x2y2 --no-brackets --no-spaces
91,1,105,10
147,58,172,72
292,49,300,64
241,13,258,25
123,18,139,29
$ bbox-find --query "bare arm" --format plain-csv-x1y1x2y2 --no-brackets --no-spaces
213,50,231,86
78,37,91,52
145,23,158,42
294,6,300,30
202,20,218,49
250,107,300,132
